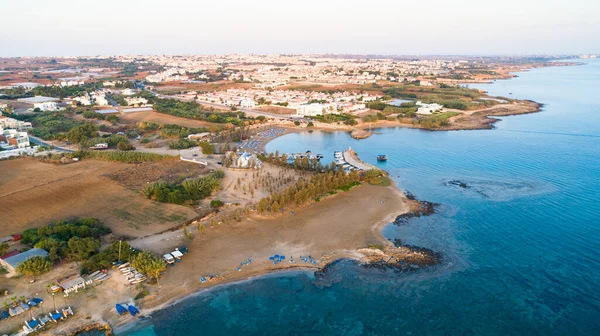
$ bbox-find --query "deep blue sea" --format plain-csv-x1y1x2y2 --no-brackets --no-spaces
121,60,600,336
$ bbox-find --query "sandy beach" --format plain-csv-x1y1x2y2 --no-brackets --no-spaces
0,181,410,336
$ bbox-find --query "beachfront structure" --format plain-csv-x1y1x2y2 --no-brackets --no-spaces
237,152,262,169
416,101,443,115
0,248,49,277
295,103,338,117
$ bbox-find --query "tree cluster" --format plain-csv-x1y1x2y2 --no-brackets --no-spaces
142,170,224,205
256,170,361,214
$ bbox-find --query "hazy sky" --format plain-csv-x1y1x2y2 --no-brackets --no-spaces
2,0,599,57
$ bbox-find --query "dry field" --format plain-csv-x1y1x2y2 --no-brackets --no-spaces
0,158,198,238
118,110,219,129
255,105,296,115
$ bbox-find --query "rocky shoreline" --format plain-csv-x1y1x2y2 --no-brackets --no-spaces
393,191,438,225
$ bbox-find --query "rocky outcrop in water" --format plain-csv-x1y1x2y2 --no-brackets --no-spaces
357,245,441,271
394,191,438,225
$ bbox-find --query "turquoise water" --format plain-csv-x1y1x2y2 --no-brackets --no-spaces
121,60,600,335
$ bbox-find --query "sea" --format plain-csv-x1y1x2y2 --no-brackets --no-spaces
119,59,600,336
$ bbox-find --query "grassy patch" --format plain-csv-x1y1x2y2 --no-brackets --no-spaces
368,176,392,187
337,181,361,192
113,209,133,220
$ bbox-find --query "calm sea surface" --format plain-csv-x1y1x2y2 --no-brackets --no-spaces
121,60,600,336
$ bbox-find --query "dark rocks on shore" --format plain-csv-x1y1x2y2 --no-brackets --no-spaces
394,191,438,225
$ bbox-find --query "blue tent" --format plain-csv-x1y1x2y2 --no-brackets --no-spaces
26,319,39,329
128,305,140,316
1,310,8,320
115,304,128,315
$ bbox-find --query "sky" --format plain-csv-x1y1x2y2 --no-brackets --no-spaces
1,0,599,57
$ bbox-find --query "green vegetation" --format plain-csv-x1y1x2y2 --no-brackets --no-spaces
0,82,102,99
0,243,9,256
368,175,392,187
152,98,251,126
258,152,338,172
82,110,106,120
199,141,215,154
157,123,209,139
142,170,225,205
256,170,361,214
13,111,84,140
383,85,498,111
131,251,167,286
210,199,224,208
19,218,111,272
168,138,196,150
117,141,135,151
17,256,53,276
67,123,98,143
417,112,458,128
81,241,138,274
307,113,356,124
72,150,176,163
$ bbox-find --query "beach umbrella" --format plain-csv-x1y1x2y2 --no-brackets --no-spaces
280,256,285,260
269,256,274,260
274,254,280,259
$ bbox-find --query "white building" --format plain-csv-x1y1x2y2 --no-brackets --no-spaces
236,152,262,169
240,99,255,109
0,114,32,130
295,103,338,117
92,93,109,106
125,97,148,106
121,88,136,96
416,101,443,115
18,96,60,111
73,94,93,106
0,128,30,149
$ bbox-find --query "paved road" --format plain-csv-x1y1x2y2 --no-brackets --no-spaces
29,136,73,152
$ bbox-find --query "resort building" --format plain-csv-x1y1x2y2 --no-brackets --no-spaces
416,101,444,115
295,103,338,117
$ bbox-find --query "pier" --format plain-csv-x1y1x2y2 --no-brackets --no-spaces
334,147,375,171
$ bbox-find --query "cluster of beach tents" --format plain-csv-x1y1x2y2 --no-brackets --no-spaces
115,303,140,317
22,306,74,334
163,246,188,265
1,298,44,321
236,259,252,271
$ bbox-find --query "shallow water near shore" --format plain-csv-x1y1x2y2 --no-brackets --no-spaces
120,59,600,335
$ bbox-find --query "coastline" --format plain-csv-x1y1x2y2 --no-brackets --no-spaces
17,62,560,336
105,180,420,335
